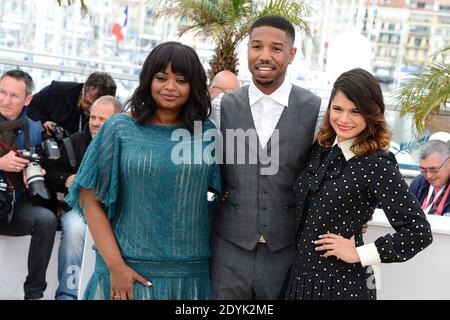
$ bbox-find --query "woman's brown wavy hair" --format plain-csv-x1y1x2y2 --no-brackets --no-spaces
317,68,390,157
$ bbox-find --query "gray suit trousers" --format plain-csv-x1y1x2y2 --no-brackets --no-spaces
210,232,294,300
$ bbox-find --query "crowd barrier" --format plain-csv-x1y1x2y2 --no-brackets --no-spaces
1,208,449,300
0,233,60,299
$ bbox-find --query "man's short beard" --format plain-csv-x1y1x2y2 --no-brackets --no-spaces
255,78,275,86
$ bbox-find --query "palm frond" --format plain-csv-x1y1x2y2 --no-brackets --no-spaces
394,59,450,133
430,45,450,60
258,0,312,37
153,0,234,37
152,0,311,79
392,135,430,155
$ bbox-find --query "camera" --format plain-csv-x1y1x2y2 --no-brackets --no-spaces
0,179,14,222
41,138,61,160
20,144,61,200
49,125,69,144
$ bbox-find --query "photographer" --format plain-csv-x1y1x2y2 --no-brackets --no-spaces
27,72,117,138
0,69,57,300
45,95,122,300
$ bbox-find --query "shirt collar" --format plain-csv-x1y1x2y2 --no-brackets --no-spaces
248,77,292,107
333,137,357,161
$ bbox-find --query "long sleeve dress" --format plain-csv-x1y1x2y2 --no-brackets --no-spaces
65,114,221,300
281,142,432,300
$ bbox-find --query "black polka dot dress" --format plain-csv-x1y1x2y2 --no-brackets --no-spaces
281,142,433,300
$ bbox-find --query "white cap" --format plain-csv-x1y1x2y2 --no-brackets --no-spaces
429,131,450,143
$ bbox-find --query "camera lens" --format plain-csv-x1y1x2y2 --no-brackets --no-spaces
25,162,51,200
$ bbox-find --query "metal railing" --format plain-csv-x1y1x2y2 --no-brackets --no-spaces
0,46,139,82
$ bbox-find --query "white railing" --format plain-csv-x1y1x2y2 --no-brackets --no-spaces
0,46,139,82
0,47,141,81
2,208,448,300
365,209,450,299
0,56,138,82
0,47,142,71
0,48,139,105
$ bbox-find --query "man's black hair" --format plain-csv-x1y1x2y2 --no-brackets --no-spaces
250,15,295,43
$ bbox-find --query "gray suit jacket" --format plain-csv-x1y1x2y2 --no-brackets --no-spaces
214,84,321,252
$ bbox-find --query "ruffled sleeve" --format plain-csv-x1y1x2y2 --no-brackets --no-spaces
366,151,433,263
64,114,124,222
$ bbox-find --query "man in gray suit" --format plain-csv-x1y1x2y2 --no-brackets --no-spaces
210,15,324,299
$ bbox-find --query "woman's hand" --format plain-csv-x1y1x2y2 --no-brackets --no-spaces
220,191,229,203
65,174,76,189
109,263,152,300
314,233,360,264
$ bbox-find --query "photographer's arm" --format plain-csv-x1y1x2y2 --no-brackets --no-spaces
79,188,151,300
44,168,72,193
26,84,52,124
42,143,73,193
0,151,30,173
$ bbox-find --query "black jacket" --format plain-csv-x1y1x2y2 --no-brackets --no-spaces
44,127,92,194
410,174,450,216
27,81,88,135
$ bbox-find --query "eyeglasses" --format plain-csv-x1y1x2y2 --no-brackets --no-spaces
0,88,25,102
419,158,448,174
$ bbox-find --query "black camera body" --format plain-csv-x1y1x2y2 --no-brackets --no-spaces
0,179,14,223
50,125,69,144
41,138,61,160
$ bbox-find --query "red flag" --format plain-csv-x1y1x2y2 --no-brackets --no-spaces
112,6,128,41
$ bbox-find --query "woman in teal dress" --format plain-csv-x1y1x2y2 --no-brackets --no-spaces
64,42,221,300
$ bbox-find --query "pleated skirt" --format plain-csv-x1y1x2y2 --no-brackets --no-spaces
82,253,212,300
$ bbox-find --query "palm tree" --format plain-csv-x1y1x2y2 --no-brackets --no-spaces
152,0,311,81
56,0,88,16
394,46,450,133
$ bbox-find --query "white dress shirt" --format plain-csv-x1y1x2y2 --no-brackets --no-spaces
248,78,291,149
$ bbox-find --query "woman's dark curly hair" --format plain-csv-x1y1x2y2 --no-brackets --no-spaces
126,41,211,133
318,68,390,157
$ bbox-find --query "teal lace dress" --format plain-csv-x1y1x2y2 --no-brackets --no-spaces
65,114,221,300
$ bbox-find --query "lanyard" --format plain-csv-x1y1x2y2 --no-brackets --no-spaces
435,184,450,216
422,184,450,215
